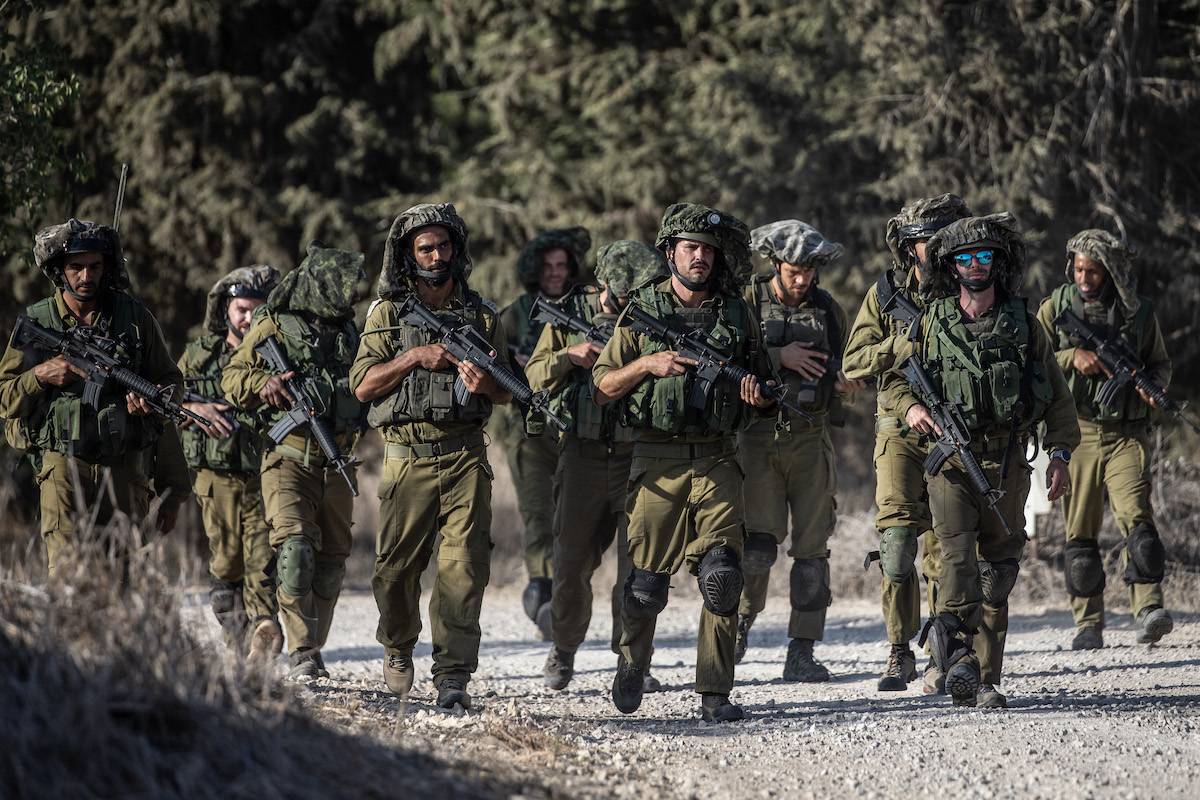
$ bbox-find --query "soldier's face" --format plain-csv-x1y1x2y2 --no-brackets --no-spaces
777,261,816,299
412,227,454,277
539,248,571,297
671,240,715,283
62,252,105,299
1073,253,1108,299
227,297,264,335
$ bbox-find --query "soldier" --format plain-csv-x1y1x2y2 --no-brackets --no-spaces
179,265,283,661
896,213,1078,708
0,219,187,573
527,240,667,693
498,227,591,639
733,220,862,681
593,203,775,723
843,194,971,693
350,203,511,711
222,243,365,680
1036,230,1174,649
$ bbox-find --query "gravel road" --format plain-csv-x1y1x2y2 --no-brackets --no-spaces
217,582,1200,799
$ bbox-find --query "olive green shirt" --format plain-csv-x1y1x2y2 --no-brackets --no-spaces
843,268,922,417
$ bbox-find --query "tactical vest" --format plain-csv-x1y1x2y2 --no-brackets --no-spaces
623,284,753,436
257,309,363,436
548,288,634,442
179,334,263,472
751,276,841,419
508,292,540,362
1050,283,1154,423
365,291,497,428
924,296,1052,434
15,292,159,464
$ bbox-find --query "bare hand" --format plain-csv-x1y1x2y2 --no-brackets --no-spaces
740,375,774,408
157,507,178,535
183,400,235,438
905,403,942,436
835,370,866,395
1135,385,1161,410
640,350,696,378
33,355,87,387
456,356,500,397
126,392,153,416
566,342,602,368
259,371,296,409
779,343,829,380
407,343,455,371
1072,348,1111,377
1046,459,1071,502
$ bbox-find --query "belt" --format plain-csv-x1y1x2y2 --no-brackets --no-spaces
632,439,734,460
384,432,485,460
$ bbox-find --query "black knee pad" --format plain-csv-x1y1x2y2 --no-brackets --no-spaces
978,559,1020,606
522,577,553,622
209,579,240,616
741,532,779,576
789,557,831,612
1064,539,1105,598
698,546,743,617
624,569,670,619
1124,523,1166,584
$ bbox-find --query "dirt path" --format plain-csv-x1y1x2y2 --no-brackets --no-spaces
225,588,1200,799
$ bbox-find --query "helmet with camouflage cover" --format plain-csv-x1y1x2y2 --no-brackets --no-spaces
751,220,843,275
922,213,1026,299
33,218,128,292
885,194,972,269
1065,229,1140,316
516,227,591,290
204,264,280,335
267,241,366,320
594,240,667,296
378,202,472,297
655,202,751,294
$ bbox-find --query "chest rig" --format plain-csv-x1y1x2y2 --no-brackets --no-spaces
924,296,1051,434
180,335,263,472
260,309,363,436
753,277,841,419
366,291,496,428
549,289,633,442
623,283,752,436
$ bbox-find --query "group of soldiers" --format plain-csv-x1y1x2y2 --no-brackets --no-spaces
0,192,1176,720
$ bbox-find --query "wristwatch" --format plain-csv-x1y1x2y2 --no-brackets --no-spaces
1049,448,1072,464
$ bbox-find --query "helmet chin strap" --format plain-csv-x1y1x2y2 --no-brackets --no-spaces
958,273,996,291
668,259,708,292
227,321,246,341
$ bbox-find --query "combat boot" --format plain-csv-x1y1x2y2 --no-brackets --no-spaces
700,693,745,723
384,650,415,697
247,618,283,665
643,670,663,693
783,638,831,682
877,643,917,691
543,647,574,690
522,578,553,641
436,678,472,711
945,654,980,708
286,648,327,681
1071,625,1103,650
922,659,945,695
977,683,1007,709
734,613,755,665
1136,607,1174,644
611,657,645,714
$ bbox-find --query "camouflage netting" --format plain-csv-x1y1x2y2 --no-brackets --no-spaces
923,213,1026,299
378,203,472,299
655,202,751,295
751,220,844,270
515,227,592,288
203,264,280,333
267,242,365,320
885,194,973,269
594,240,667,295
1066,229,1140,316
33,218,128,291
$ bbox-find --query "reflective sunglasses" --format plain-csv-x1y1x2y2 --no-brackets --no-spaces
953,249,994,267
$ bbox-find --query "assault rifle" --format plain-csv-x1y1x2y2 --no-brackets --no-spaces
876,271,924,341
1053,309,1200,433
181,379,241,434
12,315,205,426
900,354,1016,537
530,295,614,348
623,304,814,423
254,335,358,495
398,295,570,432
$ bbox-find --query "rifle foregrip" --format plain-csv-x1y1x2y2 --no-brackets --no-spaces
486,363,535,404
962,452,994,498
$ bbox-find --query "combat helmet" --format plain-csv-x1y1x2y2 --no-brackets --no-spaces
516,227,591,291
885,194,972,270
379,203,472,297
33,218,128,293
751,220,844,277
594,240,667,297
1065,229,1140,316
204,264,281,336
267,241,366,320
923,213,1026,299
655,202,751,294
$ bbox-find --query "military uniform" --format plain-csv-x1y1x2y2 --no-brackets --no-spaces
842,194,971,692
222,244,365,673
1036,230,1173,644
896,214,1080,707
0,219,187,574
